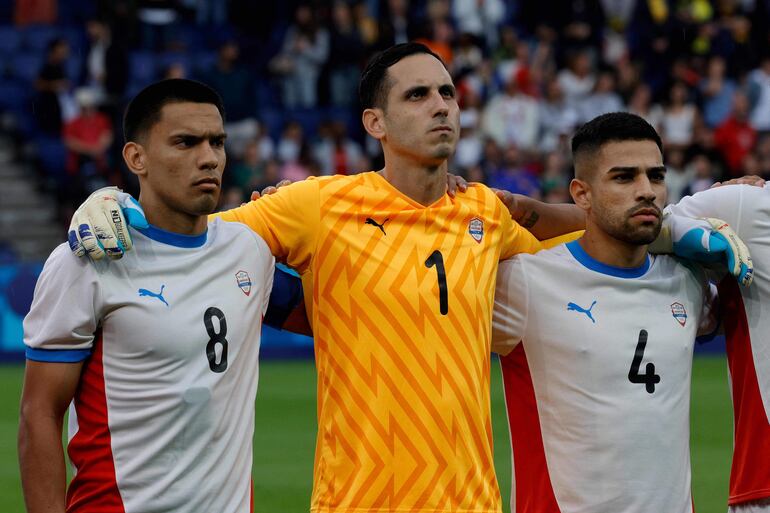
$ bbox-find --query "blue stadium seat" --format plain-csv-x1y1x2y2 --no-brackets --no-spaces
156,52,191,77
129,51,158,85
191,51,217,74
0,78,32,110
22,24,60,52
35,136,67,182
11,53,43,83
0,26,21,55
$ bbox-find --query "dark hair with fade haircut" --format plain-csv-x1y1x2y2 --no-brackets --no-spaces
571,112,663,162
359,42,446,110
123,79,225,143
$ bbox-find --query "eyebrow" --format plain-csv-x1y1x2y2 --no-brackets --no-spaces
608,165,666,173
402,83,456,99
169,132,227,141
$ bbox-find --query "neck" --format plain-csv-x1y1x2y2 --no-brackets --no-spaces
578,225,649,268
139,192,208,236
379,154,447,206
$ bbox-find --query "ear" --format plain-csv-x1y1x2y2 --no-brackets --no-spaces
122,142,147,178
569,178,591,212
362,108,385,140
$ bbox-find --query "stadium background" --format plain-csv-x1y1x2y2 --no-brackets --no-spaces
0,0,764,510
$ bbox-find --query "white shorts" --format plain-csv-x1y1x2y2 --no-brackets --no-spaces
729,499,770,513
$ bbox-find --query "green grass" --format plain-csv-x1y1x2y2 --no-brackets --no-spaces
0,356,732,512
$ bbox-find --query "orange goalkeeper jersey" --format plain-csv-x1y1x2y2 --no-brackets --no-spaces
217,172,541,513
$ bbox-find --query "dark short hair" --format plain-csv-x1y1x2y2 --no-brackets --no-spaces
359,42,445,110
572,112,663,163
123,79,225,143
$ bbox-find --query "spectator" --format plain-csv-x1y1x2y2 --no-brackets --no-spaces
137,0,180,51
714,91,757,176
281,142,319,182
486,144,541,198
415,18,454,68
313,120,364,175
627,83,664,132
454,92,484,171
698,55,736,128
84,20,129,104
327,1,365,108
277,121,305,164
577,69,624,123
557,50,596,108
538,77,579,153
748,55,770,132
375,0,414,50
664,148,692,205
228,139,270,191
61,87,113,207
271,4,330,108
34,38,73,135
197,40,257,157
481,72,540,152
453,33,484,77
540,151,570,203
682,153,717,196
661,81,697,149
452,0,505,50
253,159,284,193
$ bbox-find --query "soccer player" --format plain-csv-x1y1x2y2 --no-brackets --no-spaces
18,79,302,513
65,43,587,513
666,178,770,512
492,113,717,513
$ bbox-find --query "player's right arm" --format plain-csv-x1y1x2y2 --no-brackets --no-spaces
492,257,529,355
19,360,83,513
18,245,101,513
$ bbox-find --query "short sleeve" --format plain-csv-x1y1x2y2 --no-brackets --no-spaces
264,267,304,329
23,244,102,362
212,178,321,274
491,257,529,355
666,185,749,233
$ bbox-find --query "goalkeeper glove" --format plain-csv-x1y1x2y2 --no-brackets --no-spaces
68,187,148,260
650,214,754,286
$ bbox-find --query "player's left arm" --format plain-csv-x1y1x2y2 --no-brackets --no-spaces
495,190,586,241
696,281,720,338
264,267,312,336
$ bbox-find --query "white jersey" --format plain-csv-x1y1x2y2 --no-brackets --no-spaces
492,241,710,513
24,218,275,513
668,184,770,506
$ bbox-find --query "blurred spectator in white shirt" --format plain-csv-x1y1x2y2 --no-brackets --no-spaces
748,56,770,131
481,72,540,152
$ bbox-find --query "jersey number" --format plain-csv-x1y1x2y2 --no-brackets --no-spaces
425,250,448,315
204,307,228,373
628,329,660,394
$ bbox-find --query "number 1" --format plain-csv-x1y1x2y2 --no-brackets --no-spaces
425,250,448,315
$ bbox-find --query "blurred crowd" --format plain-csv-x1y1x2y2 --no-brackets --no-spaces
4,0,770,220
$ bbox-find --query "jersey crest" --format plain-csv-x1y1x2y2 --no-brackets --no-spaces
468,217,484,243
671,302,687,326
235,270,252,296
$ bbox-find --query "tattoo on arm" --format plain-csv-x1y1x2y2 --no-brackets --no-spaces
519,210,540,228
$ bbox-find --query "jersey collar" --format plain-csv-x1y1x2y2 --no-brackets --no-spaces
136,224,208,248
566,240,650,279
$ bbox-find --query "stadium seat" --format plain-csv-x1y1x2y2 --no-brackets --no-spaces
0,79,31,110
156,52,191,77
22,24,60,52
11,53,43,83
191,51,218,74
0,26,21,55
34,136,67,182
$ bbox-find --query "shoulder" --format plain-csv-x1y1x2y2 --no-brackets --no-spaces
209,218,273,259
456,182,505,213
44,242,104,277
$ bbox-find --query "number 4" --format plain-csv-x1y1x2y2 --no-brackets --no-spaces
628,329,660,394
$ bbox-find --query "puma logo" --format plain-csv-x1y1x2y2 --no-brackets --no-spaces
567,300,596,323
138,285,169,307
365,217,389,235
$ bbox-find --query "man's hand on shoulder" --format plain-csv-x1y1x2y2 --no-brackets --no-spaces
68,187,148,260
651,214,754,287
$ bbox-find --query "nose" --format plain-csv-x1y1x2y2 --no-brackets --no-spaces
635,175,656,202
198,141,220,170
430,90,450,118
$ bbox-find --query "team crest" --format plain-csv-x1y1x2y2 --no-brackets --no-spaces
235,270,252,296
671,302,687,326
469,217,484,243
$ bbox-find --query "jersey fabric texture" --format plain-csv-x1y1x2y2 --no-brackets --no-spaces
216,171,542,513
24,219,275,513
668,184,770,505
492,241,709,513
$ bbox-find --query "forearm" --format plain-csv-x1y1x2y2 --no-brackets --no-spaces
18,412,67,513
512,195,585,240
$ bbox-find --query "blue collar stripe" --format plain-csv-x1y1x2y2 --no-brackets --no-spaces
25,347,92,363
137,224,207,248
566,240,650,279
